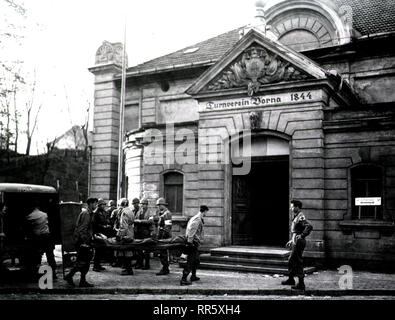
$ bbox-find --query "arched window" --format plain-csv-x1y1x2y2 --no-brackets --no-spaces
351,165,383,220
264,1,352,51
163,172,183,214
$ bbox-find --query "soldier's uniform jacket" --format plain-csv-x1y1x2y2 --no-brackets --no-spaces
110,207,123,231
291,211,313,243
26,209,50,236
73,207,94,246
153,208,172,239
93,207,111,236
106,205,116,218
117,207,135,241
185,212,204,247
0,210,4,239
134,207,153,239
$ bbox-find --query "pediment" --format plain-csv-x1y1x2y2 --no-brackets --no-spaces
187,29,328,97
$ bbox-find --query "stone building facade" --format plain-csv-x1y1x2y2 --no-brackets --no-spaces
89,0,395,269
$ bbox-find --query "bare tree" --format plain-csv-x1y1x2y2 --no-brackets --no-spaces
12,86,20,152
1,0,26,154
25,103,42,155
24,71,42,155
3,0,26,15
0,0,26,47
81,101,91,155
0,91,11,151
0,77,19,159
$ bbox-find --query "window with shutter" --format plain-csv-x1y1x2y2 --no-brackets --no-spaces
163,172,183,214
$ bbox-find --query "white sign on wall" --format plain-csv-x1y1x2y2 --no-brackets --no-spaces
355,197,381,206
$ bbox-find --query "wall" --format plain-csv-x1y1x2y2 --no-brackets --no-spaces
89,64,122,201
323,107,395,268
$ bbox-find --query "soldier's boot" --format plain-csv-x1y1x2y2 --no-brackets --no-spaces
190,273,200,282
121,268,134,275
180,273,192,286
93,259,106,271
156,267,170,276
50,264,58,280
142,259,150,270
111,258,122,267
291,277,305,291
95,265,106,271
79,273,94,287
121,259,134,275
134,258,144,269
281,277,295,285
64,270,76,287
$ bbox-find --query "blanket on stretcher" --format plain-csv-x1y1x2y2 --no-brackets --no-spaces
91,235,188,252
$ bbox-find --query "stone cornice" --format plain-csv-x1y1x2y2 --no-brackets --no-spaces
112,60,216,80
88,63,122,75
190,78,334,101
323,115,395,133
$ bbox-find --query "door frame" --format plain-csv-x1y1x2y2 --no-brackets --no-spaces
224,130,292,246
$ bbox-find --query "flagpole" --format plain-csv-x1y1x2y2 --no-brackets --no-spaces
117,17,127,202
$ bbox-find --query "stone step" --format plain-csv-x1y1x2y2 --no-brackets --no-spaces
200,253,289,267
210,246,290,259
179,261,316,275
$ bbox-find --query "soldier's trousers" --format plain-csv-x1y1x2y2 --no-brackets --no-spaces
159,250,169,270
136,250,150,267
37,234,57,271
93,247,105,267
74,245,94,274
182,245,200,278
288,237,306,279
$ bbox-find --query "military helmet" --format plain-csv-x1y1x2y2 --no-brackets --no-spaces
119,198,128,207
156,197,167,206
87,197,98,205
98,198,106,206
140,198,149,204
132,198,140,204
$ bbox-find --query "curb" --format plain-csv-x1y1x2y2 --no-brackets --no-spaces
1,287,395,296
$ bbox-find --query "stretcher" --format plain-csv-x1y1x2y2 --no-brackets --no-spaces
91,235,189,252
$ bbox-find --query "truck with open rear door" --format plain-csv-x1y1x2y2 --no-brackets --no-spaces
0,183,61,279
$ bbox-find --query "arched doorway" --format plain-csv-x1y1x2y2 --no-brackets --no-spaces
231,134,290,246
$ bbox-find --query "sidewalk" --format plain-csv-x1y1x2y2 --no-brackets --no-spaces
1,257,395,297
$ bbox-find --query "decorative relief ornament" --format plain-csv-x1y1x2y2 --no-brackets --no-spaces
249,111,262,130
95,41,128,66
205,45,310,96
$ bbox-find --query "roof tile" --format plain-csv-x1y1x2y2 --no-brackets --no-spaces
128,0,395,75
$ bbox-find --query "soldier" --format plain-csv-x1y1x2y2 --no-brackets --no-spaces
106,200,116,219
130,197,141,268
116,201,135,275
281,199,313,291
153,197,172,276
110,198,128,267
25,201,57,279
92,198,112,271
134,198,154,269
180,205,209,286
65,197,98,287
0,203,7,254
131,198,140,213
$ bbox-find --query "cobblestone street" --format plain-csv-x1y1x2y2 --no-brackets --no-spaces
1,255,394,299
